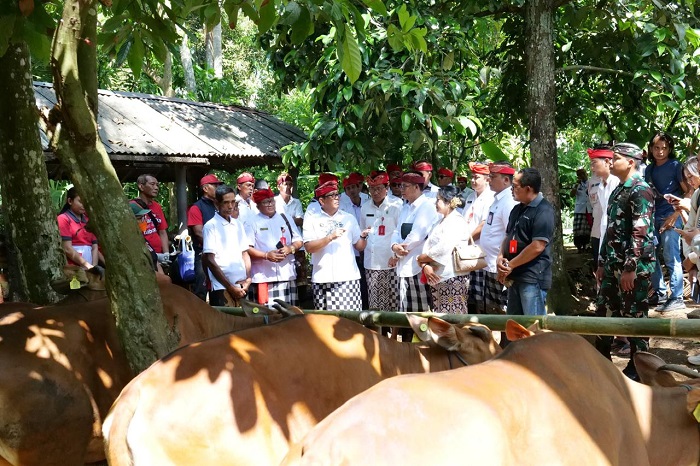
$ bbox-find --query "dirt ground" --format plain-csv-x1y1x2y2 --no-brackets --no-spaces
563,245,700,373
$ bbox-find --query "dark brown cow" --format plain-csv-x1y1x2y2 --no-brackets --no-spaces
0,279,277,466
103,315,502,466
283,330,700,466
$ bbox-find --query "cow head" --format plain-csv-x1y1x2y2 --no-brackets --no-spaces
407,315,501,365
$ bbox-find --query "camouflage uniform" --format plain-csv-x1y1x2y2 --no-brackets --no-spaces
596,172,655,354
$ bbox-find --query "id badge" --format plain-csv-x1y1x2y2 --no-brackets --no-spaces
378,225,385,236
280,236,287,246
487,212,494,225
509,239,518,254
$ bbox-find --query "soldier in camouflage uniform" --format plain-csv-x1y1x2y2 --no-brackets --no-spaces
595,142,656,380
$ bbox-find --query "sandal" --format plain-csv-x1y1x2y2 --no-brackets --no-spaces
614,344,631,357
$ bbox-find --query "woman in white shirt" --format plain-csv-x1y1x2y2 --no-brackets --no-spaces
416,186,471,313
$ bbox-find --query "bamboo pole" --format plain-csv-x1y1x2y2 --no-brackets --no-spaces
213,307,700,339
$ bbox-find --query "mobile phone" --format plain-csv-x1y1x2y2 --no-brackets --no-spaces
275,241,284,249
664,193,681,203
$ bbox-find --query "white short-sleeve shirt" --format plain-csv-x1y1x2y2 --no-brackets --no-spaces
390,194,441,277
303,209,361,283
275,195,303,220
479,188,518,273
462,188,495,242
202,213,249,290
249,212,302,283
360,196,403,270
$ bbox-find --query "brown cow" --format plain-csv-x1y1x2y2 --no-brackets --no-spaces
103,314,502,466
282,331,700,466
0,279,279,466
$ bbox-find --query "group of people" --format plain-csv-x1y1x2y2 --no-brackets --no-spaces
171,160,557,337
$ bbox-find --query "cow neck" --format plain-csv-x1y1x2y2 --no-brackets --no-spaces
628,381,700,466
409,342,458,373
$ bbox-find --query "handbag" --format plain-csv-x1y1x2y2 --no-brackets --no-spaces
175,233,196,283
452,236,487,274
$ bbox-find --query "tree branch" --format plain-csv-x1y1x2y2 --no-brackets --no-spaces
470,0,572,18
558,65,635,77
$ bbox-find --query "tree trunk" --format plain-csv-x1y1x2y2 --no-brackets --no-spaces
525,0,575,314
0,41,64,304
180,34,197,94
49,0,177,373
205,22,223,78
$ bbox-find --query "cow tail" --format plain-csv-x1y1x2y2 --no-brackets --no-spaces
102,382,139,466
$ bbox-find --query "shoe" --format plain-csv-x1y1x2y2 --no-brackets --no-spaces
648,294,667,307
613,344,631,357
622,364,639,382
657,298,686,313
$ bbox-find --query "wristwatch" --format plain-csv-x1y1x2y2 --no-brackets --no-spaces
290,245,296,254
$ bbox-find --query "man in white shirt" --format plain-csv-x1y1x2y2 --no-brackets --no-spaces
412,160,439,198
387,164,404,201
463,161,496,314
361,171,402,314
202,185,252,307
304,172,338,219
588,146,620,268
275,172,304,228
469,162,518,314
340,172,370,308
304,180,370,311
390,171,441,318
247,188,303,305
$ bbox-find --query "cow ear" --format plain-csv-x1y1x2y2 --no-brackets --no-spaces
505,319,534,341
406,314,431,342
240,299,277,316
425,317,460,349
467,324,494,343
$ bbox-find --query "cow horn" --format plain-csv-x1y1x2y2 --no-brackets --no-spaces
658,364,700,379
468,324,493,343
272,299,304,316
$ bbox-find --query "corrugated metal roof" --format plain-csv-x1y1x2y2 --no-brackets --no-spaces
34,82,306,161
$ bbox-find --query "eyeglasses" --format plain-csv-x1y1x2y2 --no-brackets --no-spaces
368,186,386,193
259,199,275,206
322,193,341,199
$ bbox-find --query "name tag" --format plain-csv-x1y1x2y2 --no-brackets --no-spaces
366,213,374,217
487,212,494,225
260,227,269,231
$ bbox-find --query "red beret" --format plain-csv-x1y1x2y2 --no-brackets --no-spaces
367,171,389,186
437,168,454,178
457,176,468,182
315,181,339,198
488,163,516,175
587,148,614,159
200,174,222,186
469,162,490,175
387,163,402,173
277,172,293,184
412,161,433,171
237,172,255,184
343,172,365,188
318,173,339,185
401,172,425,185
252,188,275,204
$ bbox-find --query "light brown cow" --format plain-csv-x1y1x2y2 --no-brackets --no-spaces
0,279,279,466
103,314,502,466
283,331,700,466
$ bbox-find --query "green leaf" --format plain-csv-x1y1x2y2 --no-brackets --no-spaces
361,0,387,16
342,86,352,101
442,51,454,71
672,84,686,100
649,70,662,82
337,30,362,83
397,5,409,30
386,24,403,51
258,0,276,34
401,110,411,131
457,116,478,137
290,7,313,44
127,32,145,80
663,100,681,111
480,141,508,162
203,3,220,30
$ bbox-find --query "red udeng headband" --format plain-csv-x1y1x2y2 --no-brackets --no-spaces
488,164,516,175
469,162,490,175
587,148,614,159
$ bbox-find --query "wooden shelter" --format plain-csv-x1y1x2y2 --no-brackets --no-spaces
34,82,306,227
